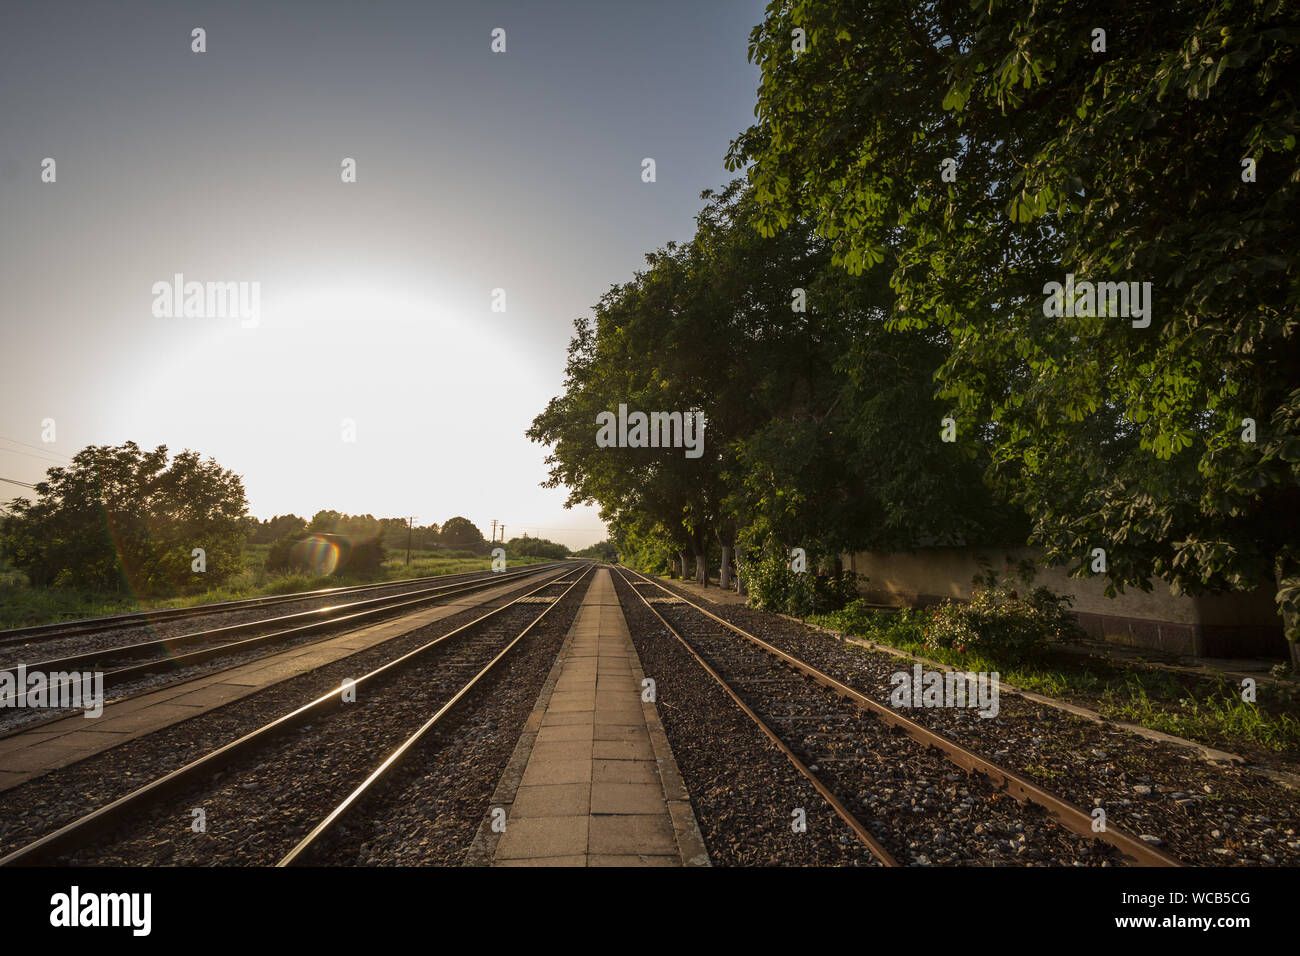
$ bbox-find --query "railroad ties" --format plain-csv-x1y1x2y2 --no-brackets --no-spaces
5,560,1289,867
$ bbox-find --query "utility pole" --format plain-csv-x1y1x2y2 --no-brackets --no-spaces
490,519,498,543
500,524,505,542
405,515,417,566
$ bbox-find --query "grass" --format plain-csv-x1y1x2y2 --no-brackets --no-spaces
0,547,555,629
810,602,1300,765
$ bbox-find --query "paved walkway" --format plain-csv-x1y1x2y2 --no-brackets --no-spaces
477,569,707,866
0,573,549,792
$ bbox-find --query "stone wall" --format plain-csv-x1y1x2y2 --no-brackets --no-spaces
842,547,1285,659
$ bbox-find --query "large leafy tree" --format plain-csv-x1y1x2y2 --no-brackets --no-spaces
530,182,1011,588
439,515,488,552
1,441,248,593
529,234,726,584
733,0,1300,661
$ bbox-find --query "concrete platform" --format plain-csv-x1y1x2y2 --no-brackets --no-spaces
469,569,708,866
0,573,553,792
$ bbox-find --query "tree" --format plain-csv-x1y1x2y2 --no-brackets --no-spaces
527,238,724,585
505,535,570,560
266,511,386,576
0,441,248,593
576,539,619,561
733,0,1300,662
439,516,488,552
249,514,307,544
530,181,1012,595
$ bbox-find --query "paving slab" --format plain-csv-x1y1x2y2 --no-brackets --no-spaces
474,569,709,867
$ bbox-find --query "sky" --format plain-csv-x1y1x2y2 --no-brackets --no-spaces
0,0,768,550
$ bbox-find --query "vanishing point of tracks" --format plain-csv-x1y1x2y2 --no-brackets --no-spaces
613,566,1182,867
0,564,594,866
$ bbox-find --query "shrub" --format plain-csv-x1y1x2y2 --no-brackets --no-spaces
745,546,858,617
923,577,1082,664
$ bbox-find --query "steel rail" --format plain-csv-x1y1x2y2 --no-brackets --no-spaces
613,566,899,866
621,567,1182,867
277,566,596,865
0,564,592,866
0,563,565,702
0,561,570,646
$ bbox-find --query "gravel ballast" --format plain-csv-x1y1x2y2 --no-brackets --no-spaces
644,575,1300,867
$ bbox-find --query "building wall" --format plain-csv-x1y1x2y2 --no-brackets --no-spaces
843,547,1285,659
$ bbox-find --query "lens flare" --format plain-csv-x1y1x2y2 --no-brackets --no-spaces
291,535,341,576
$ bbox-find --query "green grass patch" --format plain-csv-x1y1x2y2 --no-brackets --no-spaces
0,548,556,629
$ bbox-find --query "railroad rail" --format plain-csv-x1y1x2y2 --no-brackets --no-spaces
0,564,594,866
0,561,570,648
0,562,568,707
278,565,595,865
614,566,1182,867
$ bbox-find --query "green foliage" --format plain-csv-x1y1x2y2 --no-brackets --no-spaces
0,441,248,594
924,578,1084,664
734,0,1300,647
609,517,679,576
529,180,1016,589
504,535,570,560
265,511,387,578
816,602,932,647
744,540,858,617
1103,680,1300,754
813,601,1300,756
439,516,487,553
247,514,306,544
575,538,619,561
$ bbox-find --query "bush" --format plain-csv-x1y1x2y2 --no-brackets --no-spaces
745,547,858,618
923,577,1082,664
816,599,928,644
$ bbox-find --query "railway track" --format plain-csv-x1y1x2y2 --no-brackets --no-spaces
278,565,595,865
0,564,594,866
0,562,568,711
614,566,1182,867
0,561,570,650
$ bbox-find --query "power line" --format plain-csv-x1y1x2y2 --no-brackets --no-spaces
0,477,37,489
499,525,608,535
0,446,70,468
0,436,73,463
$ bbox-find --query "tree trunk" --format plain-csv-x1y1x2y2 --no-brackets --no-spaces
695,552,708,587
678,551,688,580
1278,556,1300,672
719,544,732,590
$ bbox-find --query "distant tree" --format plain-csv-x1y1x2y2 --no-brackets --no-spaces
439,516,487,552
266,510,386,577
0,442,248,593
576,539,619,561
505,535,570,560
249,514,307,544
376,517,441,553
